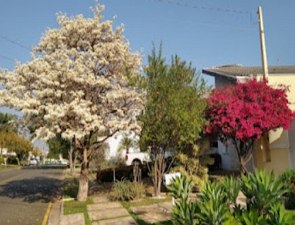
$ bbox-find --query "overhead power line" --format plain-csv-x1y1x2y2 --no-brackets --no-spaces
146,0,256,26
1,35,31,51
0,54,15,62
149,0,251,15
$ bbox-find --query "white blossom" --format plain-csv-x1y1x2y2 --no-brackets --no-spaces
0,4,144,144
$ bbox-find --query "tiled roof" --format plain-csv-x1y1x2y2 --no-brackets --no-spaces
202,65,295,79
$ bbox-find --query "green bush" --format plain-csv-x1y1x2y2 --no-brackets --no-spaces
167,176,198,225
241,170,285,214
0,156,5,165
111,180,145,201
168,170,294,225
7,156,18,165
197,182,230,225
222,176,241,205
280,169,295,209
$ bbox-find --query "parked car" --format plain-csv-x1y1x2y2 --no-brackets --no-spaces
59,159,69,166
29,159,38,166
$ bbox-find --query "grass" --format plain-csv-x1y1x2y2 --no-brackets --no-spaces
0,164,20,172
121,197,173,225
62,172,92,225
63,198,93,225
63,176,79,199
121,196,171,209
63,171,173,225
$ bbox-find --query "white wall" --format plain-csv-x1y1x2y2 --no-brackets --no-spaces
289,120,295,168
217,140,240,171
104,132,139,161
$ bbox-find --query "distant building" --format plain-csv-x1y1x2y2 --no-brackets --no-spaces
0,148,16,157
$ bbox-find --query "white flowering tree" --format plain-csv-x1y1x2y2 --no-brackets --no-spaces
0,5,144,201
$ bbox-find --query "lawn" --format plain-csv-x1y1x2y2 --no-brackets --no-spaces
63,173,93,225
63,198,93,225
63,174,173,224
0,164,20,172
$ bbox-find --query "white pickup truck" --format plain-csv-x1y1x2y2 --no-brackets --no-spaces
125,151,151,166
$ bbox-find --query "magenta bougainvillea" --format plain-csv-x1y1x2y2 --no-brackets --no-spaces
206,79,295,172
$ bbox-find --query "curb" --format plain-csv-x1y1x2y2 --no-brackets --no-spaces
42,202,52,225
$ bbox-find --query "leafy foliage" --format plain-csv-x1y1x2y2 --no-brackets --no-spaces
268,204,295,225
139,47,208,196
167,176,198,225
197,182,230,225
0,155,4,164
222,176,241,207
0,112,16,132
280,169,295,209
47,134,70,159
0,130,33,165
172,138,211,189
241,170,285,214
206,79,295,172
110,179,145,201
0,3,144,201
167,175,193,200
168,170,294,225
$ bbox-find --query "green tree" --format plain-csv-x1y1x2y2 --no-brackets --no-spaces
0,131,33,165
0,112,16,132
139,47,208,196
119,135,134,154
47,135,70,159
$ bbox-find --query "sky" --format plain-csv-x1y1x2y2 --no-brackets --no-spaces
1,0,295,151
1,0,295,85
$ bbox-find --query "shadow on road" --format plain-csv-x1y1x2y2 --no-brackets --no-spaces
0,176,62,203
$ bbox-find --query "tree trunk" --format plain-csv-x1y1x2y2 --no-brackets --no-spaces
77,148,89,202
152,154,165,197
73,151,78,171
68,146,74,174
16,157,20,166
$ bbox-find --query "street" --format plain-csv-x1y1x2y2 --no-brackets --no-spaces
0,168,64,225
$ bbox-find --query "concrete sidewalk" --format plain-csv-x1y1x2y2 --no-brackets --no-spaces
59,196,137,225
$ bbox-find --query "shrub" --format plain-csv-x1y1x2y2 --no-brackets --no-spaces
241,170,285,214
167,176,198,225
111,180,145,201
197,182,230,225
0,156,5,165
222,176,241,208
6,156,18,165
280,169,295,209
168,170,294,225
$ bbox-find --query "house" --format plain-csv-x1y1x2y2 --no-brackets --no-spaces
203,65,295,174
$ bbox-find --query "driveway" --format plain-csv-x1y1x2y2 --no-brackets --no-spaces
0,168,64,225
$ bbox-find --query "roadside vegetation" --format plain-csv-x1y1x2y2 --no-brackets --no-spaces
168,170,295,225
1,2,295,225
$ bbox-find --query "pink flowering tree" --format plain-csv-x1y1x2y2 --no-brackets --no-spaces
206,79,295,173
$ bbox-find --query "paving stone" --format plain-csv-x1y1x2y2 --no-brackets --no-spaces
88,207,129,221
60,213,85,225
87,202,122,211
137,212,170,224
92,196,110,204
236,191,247,208
98,216,137,225
158,201,173,213
131,204,171,224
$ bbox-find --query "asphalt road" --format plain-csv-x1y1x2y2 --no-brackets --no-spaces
0,168,64,225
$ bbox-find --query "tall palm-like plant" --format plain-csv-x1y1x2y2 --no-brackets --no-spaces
118,135,135,154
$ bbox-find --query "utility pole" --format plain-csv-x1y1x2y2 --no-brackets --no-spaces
258,6,271,162
258,6,269,79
